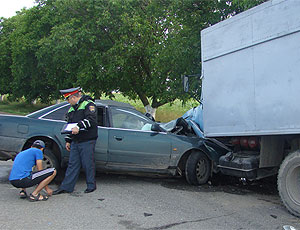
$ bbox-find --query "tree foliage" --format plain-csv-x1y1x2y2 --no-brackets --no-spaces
0,0,268,114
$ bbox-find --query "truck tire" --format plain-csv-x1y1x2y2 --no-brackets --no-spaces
185,151,211,185
278,150,300,217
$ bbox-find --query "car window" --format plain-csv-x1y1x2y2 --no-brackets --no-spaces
42,105,70,121
42,104,106,126
111,108,153,130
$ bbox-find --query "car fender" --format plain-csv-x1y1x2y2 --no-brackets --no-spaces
172,136,223,175
20,133,65,161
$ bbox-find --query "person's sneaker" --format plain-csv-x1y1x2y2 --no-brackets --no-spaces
84,188,96,193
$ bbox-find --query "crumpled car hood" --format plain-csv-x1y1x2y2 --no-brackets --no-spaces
160,114,204,138
182,104,203,132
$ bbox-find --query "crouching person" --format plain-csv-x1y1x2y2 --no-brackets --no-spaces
9,140,57,202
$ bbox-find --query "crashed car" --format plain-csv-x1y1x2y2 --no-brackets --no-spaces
0,100,228,185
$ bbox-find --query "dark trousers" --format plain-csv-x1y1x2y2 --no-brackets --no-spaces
60,140,96,192
10,168,55,188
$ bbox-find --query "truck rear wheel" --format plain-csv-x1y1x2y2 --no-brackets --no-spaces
185,151,211,185
278,150,300,217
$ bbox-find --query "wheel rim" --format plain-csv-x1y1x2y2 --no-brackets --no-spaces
32,155,53,172
196,158,207,180
286,164,300,206
43,155,53,169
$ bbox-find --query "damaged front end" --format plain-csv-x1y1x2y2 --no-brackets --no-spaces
160,117,203,138
160,108,231,169
161,116,229,156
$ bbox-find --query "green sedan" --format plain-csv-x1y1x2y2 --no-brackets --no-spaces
0,100,228,185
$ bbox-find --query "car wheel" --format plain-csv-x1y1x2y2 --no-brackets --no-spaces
32,148,59,172
278,150,300,217
185,151,211,185
43,149,59,169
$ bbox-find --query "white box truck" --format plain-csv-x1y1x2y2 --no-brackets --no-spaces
190,0,300,217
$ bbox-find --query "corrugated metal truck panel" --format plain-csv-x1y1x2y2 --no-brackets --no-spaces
202,0,300,137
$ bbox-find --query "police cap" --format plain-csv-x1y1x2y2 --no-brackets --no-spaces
59,87,82,99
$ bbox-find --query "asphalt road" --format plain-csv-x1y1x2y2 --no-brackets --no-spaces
0,160,299,230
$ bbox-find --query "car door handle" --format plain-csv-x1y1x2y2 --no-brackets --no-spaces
114,136,123,141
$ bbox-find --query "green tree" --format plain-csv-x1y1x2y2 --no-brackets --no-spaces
0,17,15,97
231,0,269,13
1,0,267,111
12,7,59,103
0,5,58,103
37,0,237,117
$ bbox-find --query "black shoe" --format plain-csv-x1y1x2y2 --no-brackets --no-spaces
84,188,96,193
52,189,69,195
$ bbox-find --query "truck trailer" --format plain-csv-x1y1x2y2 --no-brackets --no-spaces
196,0,300,217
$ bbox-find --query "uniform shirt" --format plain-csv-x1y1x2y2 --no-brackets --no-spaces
65,95,98,143
9,148,43,180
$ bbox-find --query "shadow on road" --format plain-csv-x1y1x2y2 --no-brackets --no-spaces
93,171,279,196
1,159,278,197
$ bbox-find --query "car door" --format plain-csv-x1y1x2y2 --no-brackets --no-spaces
42,104,108,165
41,104,72,159
95,106,108,165
107,107,171,170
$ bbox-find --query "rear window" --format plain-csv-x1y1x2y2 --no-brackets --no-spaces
42,105,70,121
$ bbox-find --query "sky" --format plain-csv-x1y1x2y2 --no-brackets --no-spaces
0,0,37,18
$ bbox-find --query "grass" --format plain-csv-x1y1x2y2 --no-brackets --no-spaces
0,101,51,116
0,95,199,122
102,94,199,122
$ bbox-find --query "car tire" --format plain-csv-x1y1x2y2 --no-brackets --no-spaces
185,151,211,185
43,148,60,169
278,150,300,217
33,148,62,180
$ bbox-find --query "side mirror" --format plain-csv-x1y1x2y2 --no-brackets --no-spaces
144,112,155,121
151,123,162,132
182,75,189,92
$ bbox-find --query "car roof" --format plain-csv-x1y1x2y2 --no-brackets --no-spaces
27,99,136,119
95,100,135,109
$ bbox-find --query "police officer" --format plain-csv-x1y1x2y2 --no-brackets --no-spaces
53,87,98,194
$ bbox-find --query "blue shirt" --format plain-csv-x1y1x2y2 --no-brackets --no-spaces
9,148,43,181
